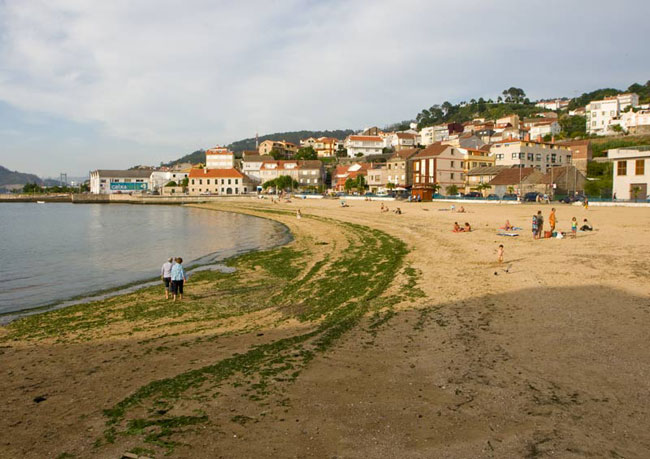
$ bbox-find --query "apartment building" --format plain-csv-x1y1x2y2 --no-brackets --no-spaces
411,143,465,200
258,140,299,157
586,93,639,135
621,109,650,134
386,148,420,187
259,160,324,188
206,146,235,169
608,146,650,200
524,119,561,140
491,139,572,172
344,135,384,157
241,152,272,183
391,132,417,151
419,125,449,146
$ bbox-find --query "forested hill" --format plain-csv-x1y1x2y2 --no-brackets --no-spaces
164,129,355,166
0,165,43,187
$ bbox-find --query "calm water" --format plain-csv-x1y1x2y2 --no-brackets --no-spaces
0,203,290,315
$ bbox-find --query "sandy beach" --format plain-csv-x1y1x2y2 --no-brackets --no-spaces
1,198,649,458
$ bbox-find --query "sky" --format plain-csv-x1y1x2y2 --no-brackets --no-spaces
0,0,649,177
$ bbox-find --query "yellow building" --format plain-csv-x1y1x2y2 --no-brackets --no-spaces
458,146,495,192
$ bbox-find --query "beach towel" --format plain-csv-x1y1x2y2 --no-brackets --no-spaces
497,232,519,237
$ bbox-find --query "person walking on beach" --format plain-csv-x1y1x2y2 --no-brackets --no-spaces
549,208,557,233
170,257,188,302
161,257,173,300
537,211,544,238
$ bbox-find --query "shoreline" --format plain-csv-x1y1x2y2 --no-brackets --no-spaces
1,199,649,458
0,205,293,324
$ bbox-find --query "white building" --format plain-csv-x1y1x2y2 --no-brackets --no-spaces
609,146,650,200
418,125,449,146
527,119,561,140
586,93,639,135
344,135,384,157
150,169,190,192
206,146,235,169
390,132,417,150
90,170,153,194
535,99,569,111
491,140,573,173
241,153,272,183
621,109,650,134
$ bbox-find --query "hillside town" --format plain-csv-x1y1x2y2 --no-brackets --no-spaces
85,88,650,202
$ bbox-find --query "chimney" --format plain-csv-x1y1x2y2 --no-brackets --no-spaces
204,168,207,174
537,135,542,142
551,135,555,143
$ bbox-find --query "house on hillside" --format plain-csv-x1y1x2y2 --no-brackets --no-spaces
344,135,384,157
258,140,299,157
241,152,273,183
390,132,417,151
259,160,324,189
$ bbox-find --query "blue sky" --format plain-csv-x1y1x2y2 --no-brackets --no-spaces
0,0,649,177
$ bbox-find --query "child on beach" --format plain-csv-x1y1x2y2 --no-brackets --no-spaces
296,209,302,219
497,244,504,263
532,214,538,239
571,217,577,238
453,222,461,232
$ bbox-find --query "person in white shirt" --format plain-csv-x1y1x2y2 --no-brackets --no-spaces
161,257,174,299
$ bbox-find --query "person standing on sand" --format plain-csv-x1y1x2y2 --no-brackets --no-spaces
161,257,174,300
170,257,188,302
537,210,544,239
571,217,578,238
296,209,302,219
497,244,504,263
532,213,538,239
549,208,557,233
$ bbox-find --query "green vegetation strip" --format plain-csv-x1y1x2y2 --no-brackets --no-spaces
99,213,411,451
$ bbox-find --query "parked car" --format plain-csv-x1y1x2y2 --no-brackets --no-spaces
523,192,541,202
464,191,482,198
502,193,518,201
487,194,500,200
560,193,586,204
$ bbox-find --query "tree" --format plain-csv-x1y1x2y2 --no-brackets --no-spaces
355,175,366,193
344,178,355,193
181,177,189,188
502,87,526,104
631,185,642,202
559,115,586,138
294,146,317,160
270,148,285,160
507,186,515,194
23,182,43,194
611,124,624,134
386,182,396,191
446,184,459,196
165,181,178,187
475,182,491,195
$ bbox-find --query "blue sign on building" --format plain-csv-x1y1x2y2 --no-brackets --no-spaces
110,182,148,191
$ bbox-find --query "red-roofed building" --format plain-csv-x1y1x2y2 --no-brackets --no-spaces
188,168,253,195
206,146,235,169
411,143,465,200
333,162,373,191
259,160,325,189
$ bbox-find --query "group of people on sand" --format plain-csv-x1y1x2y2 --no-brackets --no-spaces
379,202,402,214
532,208,592,239
161,257,188,301
453,222,472,232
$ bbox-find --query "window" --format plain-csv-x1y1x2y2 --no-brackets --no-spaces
617,161,627,176
511,153,518,159
527,153,534,160
100,179,106,183
228,179,231,184
450,173,455,180
235,179,238,184
535,154,542,161
450,161,454,167
125,179,132,183
191,179,195,185
207,179,210,184
636,159,645,175
199,179,203,185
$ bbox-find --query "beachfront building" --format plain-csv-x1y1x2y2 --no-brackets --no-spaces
487,167,543,197
149,169,191,193
608,146,650,200
259,160,325,189
344,135,384,157
491,139,572,173
333,162,373,191
241,152,272,184
386,148,420,188
188,168,252,195
206,146,235,169
90,169,153,194
466,166,509,195
457,146,495,192
586,93,639,135
258,140,299,157
367,164,388,193
411,143,465,200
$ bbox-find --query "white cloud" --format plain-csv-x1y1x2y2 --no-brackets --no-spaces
0,0,649,173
